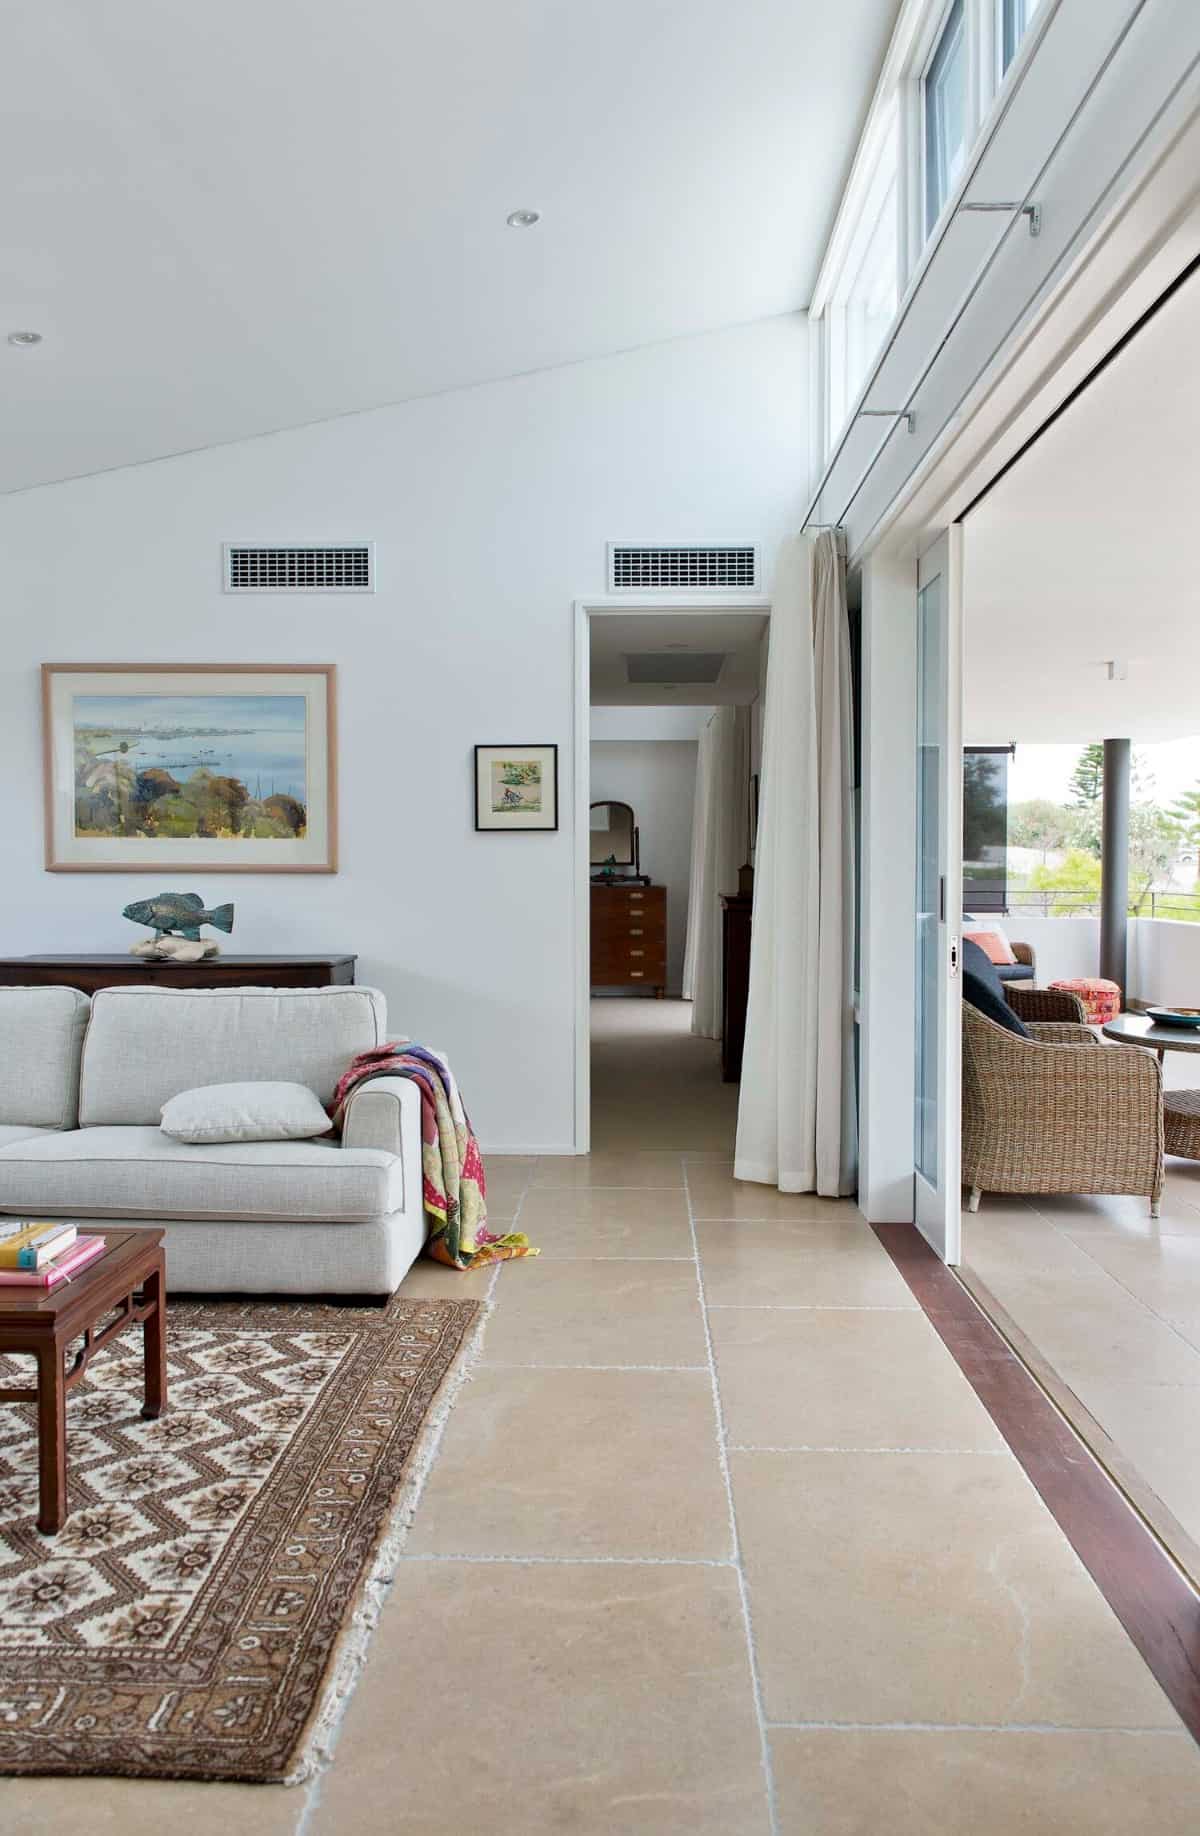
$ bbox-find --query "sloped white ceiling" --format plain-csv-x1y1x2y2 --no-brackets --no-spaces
0,0,899,493
965,268,1200,745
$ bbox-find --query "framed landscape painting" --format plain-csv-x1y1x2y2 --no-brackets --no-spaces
42,664,337,872
473,743,558,832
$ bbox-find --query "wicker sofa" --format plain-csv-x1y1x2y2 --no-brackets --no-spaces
962,983,1164,1218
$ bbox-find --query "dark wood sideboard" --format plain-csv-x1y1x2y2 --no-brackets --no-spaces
591,884,667,997
0,955,356,996
720,894,753,1082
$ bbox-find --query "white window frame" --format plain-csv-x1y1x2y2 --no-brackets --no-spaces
809,0,1061,466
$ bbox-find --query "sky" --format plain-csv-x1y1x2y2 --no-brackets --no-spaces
1009,737,1200,809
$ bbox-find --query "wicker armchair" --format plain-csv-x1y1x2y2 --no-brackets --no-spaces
1004,984,1087,1026
962,1003,1164,1217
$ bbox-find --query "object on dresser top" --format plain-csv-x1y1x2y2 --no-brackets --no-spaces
589,799,648,882
123,890,235,959
590,881,667,997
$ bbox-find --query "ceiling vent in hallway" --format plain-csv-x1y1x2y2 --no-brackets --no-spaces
223,545,375,592
625,652,726,684
607,544,757,592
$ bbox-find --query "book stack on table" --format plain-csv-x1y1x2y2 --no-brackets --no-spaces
0,1220,106,1287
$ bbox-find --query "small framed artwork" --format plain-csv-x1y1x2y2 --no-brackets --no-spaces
42,662,337,872
474,743,558,832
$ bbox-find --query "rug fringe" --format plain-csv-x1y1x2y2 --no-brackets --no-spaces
283,1290,494,1786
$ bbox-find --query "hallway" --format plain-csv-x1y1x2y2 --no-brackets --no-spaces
590,997,740,1151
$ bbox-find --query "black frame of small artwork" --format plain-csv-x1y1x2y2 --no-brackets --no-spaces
473,743,559,832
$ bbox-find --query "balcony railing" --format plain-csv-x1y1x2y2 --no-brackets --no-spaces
1000,890,1200,920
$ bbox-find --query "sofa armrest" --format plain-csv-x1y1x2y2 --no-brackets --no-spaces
340,1077,423,1201
1011,941,1035,971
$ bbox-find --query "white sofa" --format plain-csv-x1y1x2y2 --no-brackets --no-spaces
0,984,425,1295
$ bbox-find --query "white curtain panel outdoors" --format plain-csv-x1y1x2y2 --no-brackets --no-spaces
684,706,749,1037
734,532,858,1196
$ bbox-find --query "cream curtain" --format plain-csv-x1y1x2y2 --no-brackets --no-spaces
684,706,749,1037
734,531,858,1195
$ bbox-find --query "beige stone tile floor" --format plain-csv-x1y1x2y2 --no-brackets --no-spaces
963,1151,1200,1556
7,1001,1200,1831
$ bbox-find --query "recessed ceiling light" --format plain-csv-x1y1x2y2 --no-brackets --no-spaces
506,208,541,228
7,330,42,347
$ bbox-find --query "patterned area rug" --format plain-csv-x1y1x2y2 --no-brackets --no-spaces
0,1292,480,1783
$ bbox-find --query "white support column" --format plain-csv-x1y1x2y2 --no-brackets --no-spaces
858,546,917,1222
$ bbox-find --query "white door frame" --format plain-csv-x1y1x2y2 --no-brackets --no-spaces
572,595,771,1154
913,527,964,1262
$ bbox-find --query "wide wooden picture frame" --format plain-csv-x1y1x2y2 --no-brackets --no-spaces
473,743,559,832
42,663,337,873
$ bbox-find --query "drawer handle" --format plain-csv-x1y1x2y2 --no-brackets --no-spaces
630,949,644,957
628,892,644,901
630,971,644,978
629,928,643,936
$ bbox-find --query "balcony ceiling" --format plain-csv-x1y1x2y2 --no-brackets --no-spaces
0,0,900,495
965,265,1200,746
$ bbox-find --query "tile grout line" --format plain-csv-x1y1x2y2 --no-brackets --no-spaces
295,1166,534,1835
729,1444,1013,1456
681,1155,782,1836
764,1719,1188,1735
479,1360,709,1371
395,1551,739,1567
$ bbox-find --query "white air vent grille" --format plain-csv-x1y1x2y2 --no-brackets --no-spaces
608,544,757,591
224,544,374,592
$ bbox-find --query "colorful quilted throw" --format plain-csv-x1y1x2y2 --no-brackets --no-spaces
329,1042,538,1269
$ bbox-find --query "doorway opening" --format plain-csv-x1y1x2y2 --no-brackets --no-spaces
575,602,769,1155
956,264,1200,1582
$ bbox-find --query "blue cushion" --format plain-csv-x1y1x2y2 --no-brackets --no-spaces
962,937,1031,1038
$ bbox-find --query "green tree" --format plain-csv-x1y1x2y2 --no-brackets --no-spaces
1029,849,1101,914
1008,798,1072,862
1128,804,1181,913
1167,784,1200,853
1069,743,1105,807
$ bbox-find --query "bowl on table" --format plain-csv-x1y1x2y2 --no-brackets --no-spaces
1145,1006,1200,1029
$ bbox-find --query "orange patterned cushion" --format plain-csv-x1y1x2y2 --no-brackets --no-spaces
963,929,1017,966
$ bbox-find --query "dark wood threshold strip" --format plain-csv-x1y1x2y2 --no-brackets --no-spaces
873,1221,1200,1746
958,1262,1200,1592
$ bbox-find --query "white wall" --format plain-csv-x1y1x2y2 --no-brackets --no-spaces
1130,919,1200,1009
590,740,697,994
590,706,714,742
984,916,1101,988
0,316,809,1152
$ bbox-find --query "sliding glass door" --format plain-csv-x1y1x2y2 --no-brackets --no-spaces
914,529,963,1261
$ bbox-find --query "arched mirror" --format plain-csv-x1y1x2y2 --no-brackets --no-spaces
590,800,640,873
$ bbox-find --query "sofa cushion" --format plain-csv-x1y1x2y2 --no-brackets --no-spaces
0,1127,404,1223
160,1081,334,1145
995,961,1035,983
0,1124,58,1149
0,987,90,1128
79,985,386,1127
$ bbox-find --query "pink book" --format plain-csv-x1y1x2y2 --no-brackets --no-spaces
0,1235,106,1287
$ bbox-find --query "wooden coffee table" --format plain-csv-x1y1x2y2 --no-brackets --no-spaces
0,1228,166,1534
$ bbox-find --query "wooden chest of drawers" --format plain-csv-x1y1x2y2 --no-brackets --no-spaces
591,884,667,996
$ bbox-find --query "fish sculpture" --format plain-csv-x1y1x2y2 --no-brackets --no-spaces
122,892,235,941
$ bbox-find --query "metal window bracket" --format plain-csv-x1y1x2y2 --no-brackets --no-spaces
859,408,916,434
960,200,1042,237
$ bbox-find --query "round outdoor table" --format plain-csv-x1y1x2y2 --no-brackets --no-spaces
1101,1014,1200,1062
1102,1015,1200,1161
